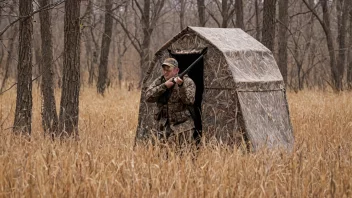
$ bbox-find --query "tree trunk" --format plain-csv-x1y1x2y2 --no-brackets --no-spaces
39,0,58,137
321,0,338,90
88,26,99,86
82,0,94,86
83,32,93,86
97,0,113,95
347,3,352,88
277,0,288,84
0,27,18,92
13,0,33,135
336,0,349,90
262,0,276,51
59,0,81,138
137,0,165,86
220,0,236,28
293,42,303,90
235,0,244,29
179,0,186,30
221,0,229,28
348,3,352,89
90,50,98,85
139,0,152,86
307,0,317,88
117,36,128,89
197,0,206,27
34,43,41,88
0,6,3,65
255,0,261,41
117,56,123,88
139,33,151,86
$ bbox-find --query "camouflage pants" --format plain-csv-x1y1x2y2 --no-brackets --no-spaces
155,122,196,152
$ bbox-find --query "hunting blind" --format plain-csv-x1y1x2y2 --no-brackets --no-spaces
135,27,294,151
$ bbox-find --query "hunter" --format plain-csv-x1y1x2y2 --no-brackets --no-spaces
145,57,197,149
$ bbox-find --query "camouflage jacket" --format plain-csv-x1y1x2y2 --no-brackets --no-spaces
145,75,196,133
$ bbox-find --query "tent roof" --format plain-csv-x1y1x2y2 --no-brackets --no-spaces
188,27,269,53
154,26,283,87
157,26,270,54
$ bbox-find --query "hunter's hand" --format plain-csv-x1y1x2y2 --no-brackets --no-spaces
165,78,176,88
174,77,183,86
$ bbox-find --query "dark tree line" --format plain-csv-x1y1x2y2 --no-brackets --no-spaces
10,0,81,137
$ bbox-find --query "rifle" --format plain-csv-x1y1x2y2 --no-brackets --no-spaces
171,47,208,83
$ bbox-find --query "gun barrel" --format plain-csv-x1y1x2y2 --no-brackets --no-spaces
179,54,204,78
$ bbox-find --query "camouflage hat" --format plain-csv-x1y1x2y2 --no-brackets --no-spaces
162,58,178,68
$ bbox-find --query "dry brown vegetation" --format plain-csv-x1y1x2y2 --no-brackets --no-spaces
0,88,352,197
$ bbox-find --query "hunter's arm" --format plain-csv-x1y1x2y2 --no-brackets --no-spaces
145,77,167,103
179,76,195,105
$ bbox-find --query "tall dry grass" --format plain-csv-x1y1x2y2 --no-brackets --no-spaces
0,87,352,197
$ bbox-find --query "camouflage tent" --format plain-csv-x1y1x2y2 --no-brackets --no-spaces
135,27,294,151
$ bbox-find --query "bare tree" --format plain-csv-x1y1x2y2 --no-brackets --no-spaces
262,0,276,51
82,32,94,85
207,0,236,28
304,0,322,89
81,0,96,86
321,0,338,90
0,26,18,92
138,0,165,85
255,0,261,41
336,0,349,90
348,2,352,89
197,0,206,26
33,41,41,84
277,0,288,84
2,0,352,91
0,3,4,65
113,0,166,86
177,0,187,30
13,0,33,135
58,0,81,138
97,0,113,95
39,0,58,137
235,0,244,29
115,26,129,88
0,2,18,92
288,0,320,90
302,0,339,90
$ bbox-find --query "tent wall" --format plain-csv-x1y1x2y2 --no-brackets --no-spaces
202,89,244,145
238,91,294,151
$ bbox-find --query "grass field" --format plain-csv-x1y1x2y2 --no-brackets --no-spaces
0,87,352,197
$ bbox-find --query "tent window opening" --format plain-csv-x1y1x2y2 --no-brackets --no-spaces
169,50,205,133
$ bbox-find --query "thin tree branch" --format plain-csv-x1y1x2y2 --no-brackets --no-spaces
111,14,142,54
0,51,63,95
301,0,326,34
0,75,41,95
133,0,143,15
206,7,221,27
0,0,65,38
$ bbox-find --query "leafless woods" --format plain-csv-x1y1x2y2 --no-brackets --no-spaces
0,0,351,135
